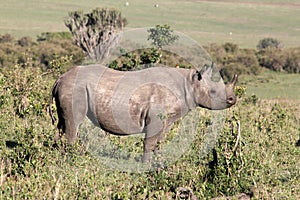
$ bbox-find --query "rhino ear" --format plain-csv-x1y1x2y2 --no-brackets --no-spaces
192,70,202,81
200,64,213,77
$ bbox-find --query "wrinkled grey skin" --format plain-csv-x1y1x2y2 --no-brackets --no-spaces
50,64,238,162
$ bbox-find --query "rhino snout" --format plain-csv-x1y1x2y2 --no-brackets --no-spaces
226,95,236,106
226,74,238,106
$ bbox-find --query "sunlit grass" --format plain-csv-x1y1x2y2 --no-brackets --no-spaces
0,0,299,48
240,69,300,101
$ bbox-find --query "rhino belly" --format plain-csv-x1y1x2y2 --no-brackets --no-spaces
92,74,144,135
94,100,144,135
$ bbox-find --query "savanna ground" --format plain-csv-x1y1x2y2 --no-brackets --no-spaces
0,0,300,199
1,0,300,48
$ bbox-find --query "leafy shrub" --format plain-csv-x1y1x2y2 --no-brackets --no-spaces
1,65,49,118
147,24,179,49
0,33,84,70
0,34,14,43
223,42,239,54
237,49,260,75
17,36,34,47
283,47,300,73
36,32,72,42
207,39,300,76
256,47,285,71
108,49,141,71
108,48,192,71
140,48,161,65
234,86,246,99
205,43,260,81
257,37,281,50
255,38,300,73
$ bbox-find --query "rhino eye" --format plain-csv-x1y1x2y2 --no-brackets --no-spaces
210,89,217,97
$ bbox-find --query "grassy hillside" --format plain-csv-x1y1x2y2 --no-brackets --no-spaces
0,65,299,199
0,0,300,48
241,69,300,101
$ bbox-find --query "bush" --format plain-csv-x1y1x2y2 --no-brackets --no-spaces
0,33,84,70
223,42,238,54
257,37,281,50
256,47,285,72
205,43,261,81
257,46,300,73
207,39,300,75
36,32,72,42
0,34,14,43
17,36,34,47
283,47,300,73
255,38,300,73
108,48,193,71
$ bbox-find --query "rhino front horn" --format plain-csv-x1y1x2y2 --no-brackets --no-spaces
231,74,238,87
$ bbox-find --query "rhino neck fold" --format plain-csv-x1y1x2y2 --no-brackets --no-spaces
183,77,197,112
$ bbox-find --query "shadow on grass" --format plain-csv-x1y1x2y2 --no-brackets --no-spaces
5,141,20,148
5,140,59,149
296,138,300,147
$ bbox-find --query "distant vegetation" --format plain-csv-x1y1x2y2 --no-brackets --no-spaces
206,38,300,80
147,24,179,49
0,32,300,82
0,32,83,71
256,38,300,73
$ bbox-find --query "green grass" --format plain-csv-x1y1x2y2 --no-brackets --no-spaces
1,65,299,199
0,0,300,48
240,69,300,101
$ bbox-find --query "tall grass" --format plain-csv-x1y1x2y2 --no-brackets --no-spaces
0,61,299,199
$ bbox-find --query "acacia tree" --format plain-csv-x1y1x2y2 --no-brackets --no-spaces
65,8,127,62
147,24,179,49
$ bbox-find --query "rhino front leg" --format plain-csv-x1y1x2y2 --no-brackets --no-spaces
142,114,179,163
142,112,168,162
142,132,162,162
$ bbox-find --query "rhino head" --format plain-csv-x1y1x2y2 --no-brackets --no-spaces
190,63,238,110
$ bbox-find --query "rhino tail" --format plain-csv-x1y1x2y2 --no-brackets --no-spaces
49,78,61,125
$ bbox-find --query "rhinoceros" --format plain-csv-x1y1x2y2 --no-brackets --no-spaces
50,63,238,162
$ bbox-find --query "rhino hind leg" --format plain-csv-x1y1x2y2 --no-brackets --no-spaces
56,93,88,144
54,106,64,143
